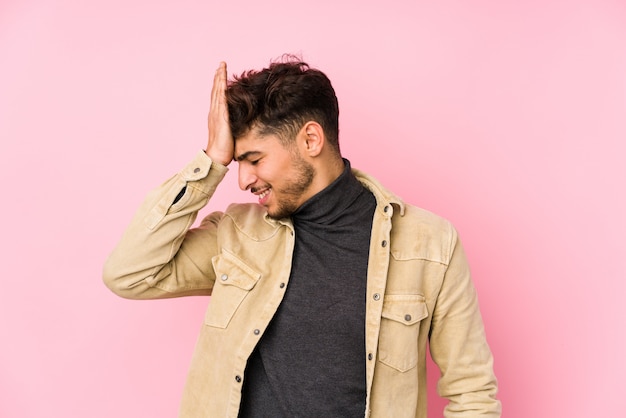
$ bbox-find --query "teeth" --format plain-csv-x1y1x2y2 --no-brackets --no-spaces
258,189,270,199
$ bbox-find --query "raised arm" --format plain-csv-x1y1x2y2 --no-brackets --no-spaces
102,62,234,299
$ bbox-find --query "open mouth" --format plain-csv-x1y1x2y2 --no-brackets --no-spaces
255,187,271,205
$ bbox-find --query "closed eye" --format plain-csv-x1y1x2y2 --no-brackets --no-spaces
235,150,263,164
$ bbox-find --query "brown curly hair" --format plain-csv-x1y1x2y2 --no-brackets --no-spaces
227,55,340,155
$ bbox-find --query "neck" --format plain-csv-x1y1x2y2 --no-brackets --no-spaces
310,155,345,193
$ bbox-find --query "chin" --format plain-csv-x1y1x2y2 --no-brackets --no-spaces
266,210,289,220
266,205,295,220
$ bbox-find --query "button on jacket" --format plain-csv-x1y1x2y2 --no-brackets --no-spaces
103,151,501,417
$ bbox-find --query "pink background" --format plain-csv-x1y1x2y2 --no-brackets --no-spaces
1,0,625,416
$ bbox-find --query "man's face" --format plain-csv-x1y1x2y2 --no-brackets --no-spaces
235,129,315,219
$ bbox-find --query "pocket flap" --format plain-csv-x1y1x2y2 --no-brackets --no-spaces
212,250,261,290
381,295,428,325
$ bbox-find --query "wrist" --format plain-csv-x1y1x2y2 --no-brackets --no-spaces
204,148,232,166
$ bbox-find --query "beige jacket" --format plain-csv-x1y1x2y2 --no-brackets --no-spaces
103,151,501,417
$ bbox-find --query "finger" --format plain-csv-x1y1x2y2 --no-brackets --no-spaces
210,62,225,107
213,62,228,123
217,62,228,110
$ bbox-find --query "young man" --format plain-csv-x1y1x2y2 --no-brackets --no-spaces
103,58,501,417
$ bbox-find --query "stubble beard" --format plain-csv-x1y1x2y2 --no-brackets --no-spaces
267,155,315,220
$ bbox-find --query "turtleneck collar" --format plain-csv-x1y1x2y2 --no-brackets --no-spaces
291,159,366,225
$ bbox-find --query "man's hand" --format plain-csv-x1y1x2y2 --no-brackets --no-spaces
205,62,234,166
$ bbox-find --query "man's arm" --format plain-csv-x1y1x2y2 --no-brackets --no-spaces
102,152,228,299
102,63,235,299
429,232,502,417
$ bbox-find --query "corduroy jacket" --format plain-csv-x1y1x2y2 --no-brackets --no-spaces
103,151,501,417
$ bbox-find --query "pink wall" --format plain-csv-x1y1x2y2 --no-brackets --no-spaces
1,0,624,416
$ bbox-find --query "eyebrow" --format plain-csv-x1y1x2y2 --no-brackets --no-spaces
235,150,262,162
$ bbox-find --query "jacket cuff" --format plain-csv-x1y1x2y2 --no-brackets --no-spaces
180,150,229,194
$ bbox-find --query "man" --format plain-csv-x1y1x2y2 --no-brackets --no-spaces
103,57,501,417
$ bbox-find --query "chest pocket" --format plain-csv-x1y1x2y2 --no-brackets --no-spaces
378,294,429,372
204,250,261,329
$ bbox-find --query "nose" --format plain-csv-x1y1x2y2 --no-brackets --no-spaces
238,163,257,191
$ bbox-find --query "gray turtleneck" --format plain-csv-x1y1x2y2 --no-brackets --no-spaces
239,160,376,418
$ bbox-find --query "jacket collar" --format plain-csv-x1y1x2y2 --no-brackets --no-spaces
352,168,406,217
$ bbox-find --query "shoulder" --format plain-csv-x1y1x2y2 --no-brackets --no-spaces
353,167,459,264
352,167,455,238
398,204,455,237
221,203,283,241
390,204,458,266
223,202,266,219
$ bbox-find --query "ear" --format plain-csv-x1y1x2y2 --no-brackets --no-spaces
299,121,325,157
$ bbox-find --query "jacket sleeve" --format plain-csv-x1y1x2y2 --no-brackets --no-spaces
428,230,502,417
102,151,229,299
